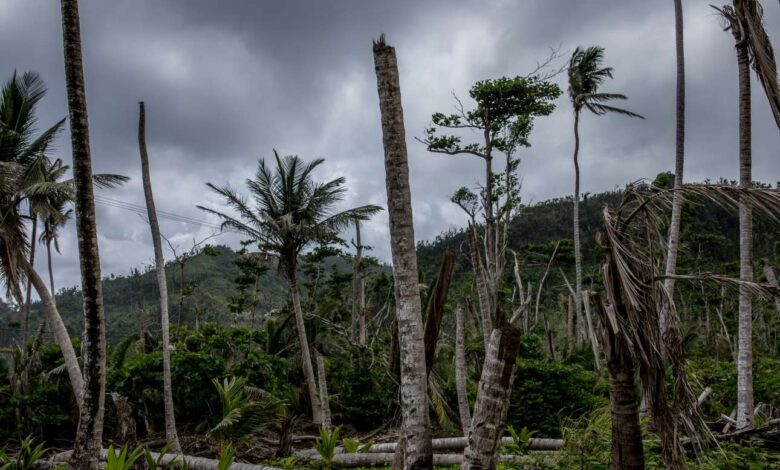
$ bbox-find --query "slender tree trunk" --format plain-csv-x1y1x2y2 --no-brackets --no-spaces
24,260,84,407
461,326,521,470
468,224,492,349
291,276,323,425
735,27,754,430
581,290,600,370
566,294,575,354
373,35,433,470
572,110,584,334
138,102,180,451
22,216,38,344
47,239,56,294
455,304,471,436
353,221,367,367
662,0,686,338
60,1,107,466
315,349,332,432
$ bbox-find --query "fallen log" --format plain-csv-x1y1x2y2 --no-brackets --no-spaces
49,449,283,470
301,451,554,467
294,436,563,457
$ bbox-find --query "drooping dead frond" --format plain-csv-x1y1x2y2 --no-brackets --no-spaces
597,186,710,469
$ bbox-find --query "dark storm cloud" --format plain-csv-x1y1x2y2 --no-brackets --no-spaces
0,0,778,292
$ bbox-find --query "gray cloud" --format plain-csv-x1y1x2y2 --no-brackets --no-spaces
1,0,778,293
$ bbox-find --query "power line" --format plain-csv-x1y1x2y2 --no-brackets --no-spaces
93,195,243,234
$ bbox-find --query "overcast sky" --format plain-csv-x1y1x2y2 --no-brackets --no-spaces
1,0,779,293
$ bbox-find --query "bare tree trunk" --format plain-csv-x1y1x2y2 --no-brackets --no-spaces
461,326,521,470
374,35,432,470
662,0,686,339
455,304,471,436
315,349,332,432
22,216,37,344
138,101,181,451
468,224,492,348
47,239,56,294
423,252,455,370
764,266,780,317
60,1,107,466
581,291,600,370
735,28,754,429
572,109,584,336
24,260,84,407
352,221,368,367
291,277,323,425
566,294,575,354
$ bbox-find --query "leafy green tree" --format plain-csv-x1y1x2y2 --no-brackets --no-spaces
199,151,380,424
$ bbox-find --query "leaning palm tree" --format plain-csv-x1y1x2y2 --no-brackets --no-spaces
60,0,109,466
567,46,644,338
199,152,380,425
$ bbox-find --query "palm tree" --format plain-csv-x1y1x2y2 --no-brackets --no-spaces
662,0,686,339
0,72,86,407
567,46,644,334
199,151,380,425
60,0,108,466
373,35,433,469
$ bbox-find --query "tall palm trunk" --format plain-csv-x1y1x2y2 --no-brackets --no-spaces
138,102,180,451
454,304,471,436
735,25,754,430
462,326,521,470
60,1,107,466
662,0,686,338
21,216,38,344
291,276,323,424
572,109,584,331
23,259,84,407
373,35,433,470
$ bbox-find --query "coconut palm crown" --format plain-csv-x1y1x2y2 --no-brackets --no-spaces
568,46,645,118
199,151,382,281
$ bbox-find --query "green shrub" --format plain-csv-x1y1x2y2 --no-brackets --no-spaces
506,358,607,437
328,359,396,431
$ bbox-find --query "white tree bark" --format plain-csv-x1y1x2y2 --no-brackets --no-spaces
374,35,433,469
572,109,584,341
468,224,492,349
138,101,181,451
661,0,686,338
291,279,323,425
24,260,84,407
454,304,471,436
315,349,332,432
735,23,754,430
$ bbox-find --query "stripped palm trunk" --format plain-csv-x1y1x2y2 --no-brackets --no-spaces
373,35,432,470
291,277,323,425
455,304,471,436
23,260,84,407
461,325,521,470
733,7,754,430
315,350,332,432
353,221,367,367
138,102,181,451
605,329,644,470
60,1,107,467
572,109,584,338
662,0,686,339
468,224,492,348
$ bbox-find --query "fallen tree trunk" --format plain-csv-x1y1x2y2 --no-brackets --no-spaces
293,436,562,457
50,449,283,470
302,451,555,467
